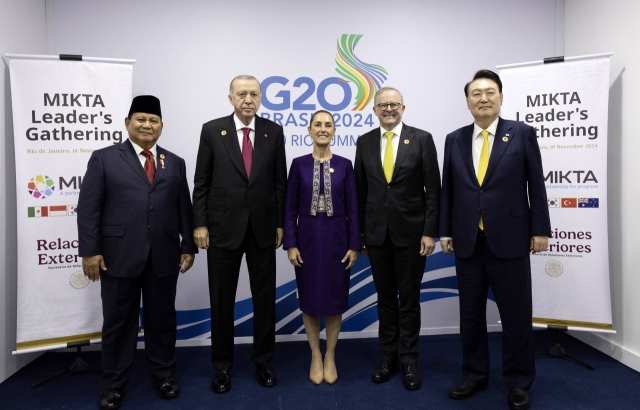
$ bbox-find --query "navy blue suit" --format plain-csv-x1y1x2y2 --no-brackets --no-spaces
78,138,197,388
439,118,550,390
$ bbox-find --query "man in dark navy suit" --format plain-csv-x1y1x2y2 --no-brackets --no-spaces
439,70,551,410
192,75,287,393
78,95,197,409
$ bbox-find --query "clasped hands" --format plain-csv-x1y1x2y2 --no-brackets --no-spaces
440,236,550,255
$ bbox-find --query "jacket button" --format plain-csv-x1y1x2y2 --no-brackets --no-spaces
387,186,390,189
479,189,483,193
150,207,154,211
477,209,481,213
147,225,151,229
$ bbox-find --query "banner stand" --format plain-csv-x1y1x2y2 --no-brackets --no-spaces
31,340,100,388
535,326,595,370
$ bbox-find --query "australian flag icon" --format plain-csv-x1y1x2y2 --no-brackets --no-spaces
578,198,599,208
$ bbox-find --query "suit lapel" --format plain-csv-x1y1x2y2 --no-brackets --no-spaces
120,139,151,186
483,118,513,184
220,114,248,179
152,146,167,186
371,129,385,182
249,116,266,186
391,125,412,181
457,124,478,188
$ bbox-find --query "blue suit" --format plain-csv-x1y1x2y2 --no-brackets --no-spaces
78,138,197,388
439,118,550,390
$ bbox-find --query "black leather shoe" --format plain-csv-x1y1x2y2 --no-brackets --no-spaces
371,360,398,383
100,389,124,409
508,388,531,410
401,363,422,390
153,377,180,399
255,363,278,387
449,380,489,400
211,369,232,393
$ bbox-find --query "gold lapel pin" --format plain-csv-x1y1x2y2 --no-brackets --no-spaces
264,133,268,138
221,130,227,136
329,168,334,173
404,139,409,144
502,136,509,142
160,154,165,159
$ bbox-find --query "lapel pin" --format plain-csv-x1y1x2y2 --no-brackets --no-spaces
264,133,268,138
160,159,165,169
160,154,165,159
329,168,334,173
404,139,409,144
221,130,227,136
502,136,509,142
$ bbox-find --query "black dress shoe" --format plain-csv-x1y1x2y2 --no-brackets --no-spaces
211,369,232,393
100,389,124,409
153,377,180,399
371,360,398,383
449,380,489,400
401,363,422,391
255,363,278,387
508,388,531,410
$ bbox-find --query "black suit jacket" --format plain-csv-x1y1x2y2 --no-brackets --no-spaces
192,114,287,250
355,124,441,247
78,139,197,277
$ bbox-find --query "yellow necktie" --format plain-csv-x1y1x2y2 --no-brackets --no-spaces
383,131,395,183
478,130,490,230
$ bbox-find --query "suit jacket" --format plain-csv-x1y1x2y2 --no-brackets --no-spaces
439,118,551,259
192,114,287,250
355,124,441,247
77,139,197,278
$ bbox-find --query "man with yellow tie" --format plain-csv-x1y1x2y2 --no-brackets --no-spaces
354,87,441,391
439,70,550,410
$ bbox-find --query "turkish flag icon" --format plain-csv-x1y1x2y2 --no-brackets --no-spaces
561,198,577,208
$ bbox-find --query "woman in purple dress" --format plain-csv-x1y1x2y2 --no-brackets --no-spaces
283,110,361,385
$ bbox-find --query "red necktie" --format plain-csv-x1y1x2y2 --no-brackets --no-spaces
242,127,253,179
141,149,156,183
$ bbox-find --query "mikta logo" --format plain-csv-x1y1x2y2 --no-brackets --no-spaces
27,175,55,199
260,34,388,138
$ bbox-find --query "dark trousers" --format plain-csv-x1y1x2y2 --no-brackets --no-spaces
367,231,426,364
455,231,535,390
207,222,276,371
100,253,179,389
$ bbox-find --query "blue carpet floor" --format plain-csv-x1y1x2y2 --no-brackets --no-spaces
1,330,638,409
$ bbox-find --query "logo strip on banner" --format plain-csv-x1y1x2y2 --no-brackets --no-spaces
497,53,614,332
8,54,134,353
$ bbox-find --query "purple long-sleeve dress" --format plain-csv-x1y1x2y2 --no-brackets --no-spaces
284,154,361,317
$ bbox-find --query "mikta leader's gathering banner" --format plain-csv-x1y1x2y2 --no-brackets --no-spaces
498,53,613,332
7,55,134,353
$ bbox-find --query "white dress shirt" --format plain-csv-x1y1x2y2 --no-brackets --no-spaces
472,117,499,177
234,114,256,152
379,122,403,166
129,139,157,167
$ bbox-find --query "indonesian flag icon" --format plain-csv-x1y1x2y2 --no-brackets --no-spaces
561,198,577,208
49,205,68,216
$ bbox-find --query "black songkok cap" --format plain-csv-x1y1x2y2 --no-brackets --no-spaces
128,95,162,118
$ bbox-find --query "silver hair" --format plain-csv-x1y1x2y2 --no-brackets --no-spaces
229,75,261,94
374,86,404,104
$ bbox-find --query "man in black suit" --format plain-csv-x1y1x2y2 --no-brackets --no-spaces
440,70,550,410
192,75,287,393
355,87,441,390
78,95,197,409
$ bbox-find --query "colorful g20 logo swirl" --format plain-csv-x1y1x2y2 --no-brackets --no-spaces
27,175,56,199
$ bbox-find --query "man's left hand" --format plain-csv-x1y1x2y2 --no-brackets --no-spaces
530,236,549,253
420,236,436,256
276,228,283,249
179,254,195,273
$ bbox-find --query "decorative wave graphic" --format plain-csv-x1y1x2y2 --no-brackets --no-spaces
140,241,500,341
335,34,388,111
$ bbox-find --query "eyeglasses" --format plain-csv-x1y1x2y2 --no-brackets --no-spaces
375,102,402,111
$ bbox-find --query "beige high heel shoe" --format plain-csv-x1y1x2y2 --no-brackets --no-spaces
323,358,338,384
310,356,324,385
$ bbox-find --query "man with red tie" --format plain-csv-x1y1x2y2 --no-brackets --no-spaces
192,75,287,393
78,95,197,409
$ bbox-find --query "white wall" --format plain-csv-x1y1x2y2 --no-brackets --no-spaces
565,0,640,372
0,0,48,383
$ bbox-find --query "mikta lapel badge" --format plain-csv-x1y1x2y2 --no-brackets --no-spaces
502,135,509,142
404,139,409,144
160,154,165,159
264,133,268,138
221,130,227,136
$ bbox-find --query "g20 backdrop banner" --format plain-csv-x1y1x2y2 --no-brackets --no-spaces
498,54,614,332
8,55,133,353
48,0,558,345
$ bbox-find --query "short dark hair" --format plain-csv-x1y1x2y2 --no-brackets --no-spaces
464,69,503,97
309,110,335,127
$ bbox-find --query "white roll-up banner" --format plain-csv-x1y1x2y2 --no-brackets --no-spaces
8,54,134,353
498,54,613,331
